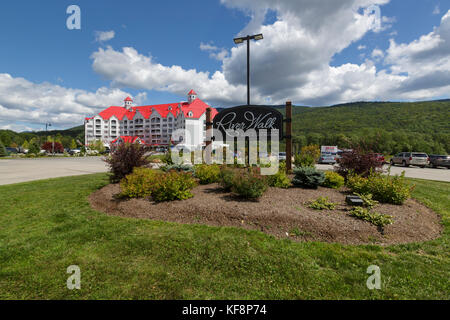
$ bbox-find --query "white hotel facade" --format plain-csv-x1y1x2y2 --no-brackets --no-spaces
84,90,218,148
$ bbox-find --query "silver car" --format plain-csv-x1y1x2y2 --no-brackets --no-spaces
390,152,429,168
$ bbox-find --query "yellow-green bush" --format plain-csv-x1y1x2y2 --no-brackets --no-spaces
120,167,159,199
194,164,221,185
151,171,197,202
346,171,414,205
322,171,345,189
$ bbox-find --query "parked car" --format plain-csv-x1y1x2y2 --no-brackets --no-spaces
278,152,287,161
371,153,386,164
69,149,81,155
428,154,450,168
5,147,18,155
390,152,429,168
319,153,337,164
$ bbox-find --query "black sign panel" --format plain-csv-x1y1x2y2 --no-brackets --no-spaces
213,105,283,139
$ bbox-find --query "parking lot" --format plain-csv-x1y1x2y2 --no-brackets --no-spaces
0,157,449,186
317,164,450,182
0,157,108,185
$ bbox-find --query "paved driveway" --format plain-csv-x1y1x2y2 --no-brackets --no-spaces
0,158,449,186
316,164,450,182
0,157,109,186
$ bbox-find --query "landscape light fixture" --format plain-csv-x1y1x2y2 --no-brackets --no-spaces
233,34,264,105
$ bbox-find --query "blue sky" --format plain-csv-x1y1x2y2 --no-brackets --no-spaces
0,0,449,131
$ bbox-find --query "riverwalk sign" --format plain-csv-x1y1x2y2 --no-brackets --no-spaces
212,105,284,139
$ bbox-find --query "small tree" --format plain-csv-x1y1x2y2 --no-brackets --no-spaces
42,141,64,154
70,139,77,149
104,143,149,183
22,140,30,150
301,145,320,162
28,140,41,155
0,141,7,157
89,139,105,153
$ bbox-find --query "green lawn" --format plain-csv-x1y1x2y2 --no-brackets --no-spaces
0,174,448,299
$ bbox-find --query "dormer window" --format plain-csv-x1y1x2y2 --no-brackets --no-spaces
188,111,193,117
168,106,172,111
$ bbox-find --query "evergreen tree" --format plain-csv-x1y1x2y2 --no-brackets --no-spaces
0,140,7,157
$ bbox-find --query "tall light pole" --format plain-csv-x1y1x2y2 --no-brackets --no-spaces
233,33,263,105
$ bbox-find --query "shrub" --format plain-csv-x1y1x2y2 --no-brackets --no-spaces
300,145,320,162
161,164,194,173
292,167,325,189
104,143,149,183
194,164,221,185
231,169,268,199
322,171,345,189
41,141,64,153
120,167,159,198
294,154,315,168
307,197,337,210
162,149,174,165
151,171,197,202
355,193,379,209
266,162,291,188
219,166,235,191
349,207,393,227
346,171,414,205
336,148,383,178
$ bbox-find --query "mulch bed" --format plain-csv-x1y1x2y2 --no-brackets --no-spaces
89,183,443,245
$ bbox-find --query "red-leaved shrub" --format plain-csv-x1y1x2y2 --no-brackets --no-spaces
41,142,64,153
336,148,383,178
104,143,149,182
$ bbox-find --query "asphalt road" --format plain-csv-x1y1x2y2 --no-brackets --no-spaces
0,157,449,186
316,164,450,182
0,157,109,186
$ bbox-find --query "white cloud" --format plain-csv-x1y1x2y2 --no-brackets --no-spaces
371,48,385,60
358,45,367,50
0,73,145,129
3,0,450,133
200,42,229,61
95,30,115,43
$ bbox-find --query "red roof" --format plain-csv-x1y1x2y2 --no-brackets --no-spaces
111,136,142,144
188,89,197,95
124,96,133,101
91,95,217,121
181,99,218,119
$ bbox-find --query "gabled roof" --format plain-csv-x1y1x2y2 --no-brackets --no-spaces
188,89,197,95
89,91,217,121
124,96,133,102
181,99,218,119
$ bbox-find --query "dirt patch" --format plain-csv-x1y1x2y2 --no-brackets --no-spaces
89,184,443,245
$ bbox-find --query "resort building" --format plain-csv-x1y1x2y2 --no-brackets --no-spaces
84,90,218,149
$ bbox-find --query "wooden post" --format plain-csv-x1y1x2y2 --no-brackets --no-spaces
205,107,212,164
286,101,292,173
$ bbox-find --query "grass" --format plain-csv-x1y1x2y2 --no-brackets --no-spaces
0,174,448,299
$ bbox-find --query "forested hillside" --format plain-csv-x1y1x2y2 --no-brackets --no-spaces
278,100,450,154
1,100,449,155
0,125,84,150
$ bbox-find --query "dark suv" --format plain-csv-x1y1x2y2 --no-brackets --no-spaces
428,155,450,168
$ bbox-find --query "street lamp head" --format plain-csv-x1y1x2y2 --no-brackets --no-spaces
253,33,264,41
233,37,244,44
